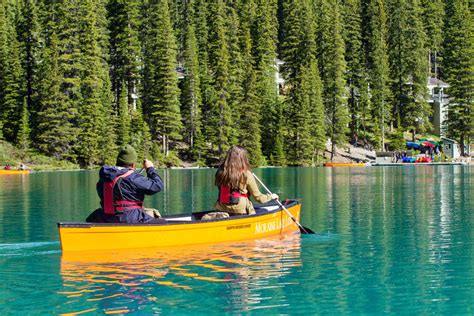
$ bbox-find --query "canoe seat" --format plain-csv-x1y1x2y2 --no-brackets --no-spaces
255,205,280,213
166,216,194,222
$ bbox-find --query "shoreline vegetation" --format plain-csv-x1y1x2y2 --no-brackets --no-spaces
0,1,472,169
3,136,470,172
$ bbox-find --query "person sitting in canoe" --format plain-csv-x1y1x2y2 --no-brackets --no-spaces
86,145,165,224
214,145,278,216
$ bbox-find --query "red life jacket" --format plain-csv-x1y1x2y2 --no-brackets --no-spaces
218,185,248,205
103,169,143,215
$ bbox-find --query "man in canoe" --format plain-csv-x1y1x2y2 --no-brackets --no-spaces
86,145,165,224
214,146,278,216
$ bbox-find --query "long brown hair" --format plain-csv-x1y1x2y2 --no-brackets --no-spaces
215,146,251,188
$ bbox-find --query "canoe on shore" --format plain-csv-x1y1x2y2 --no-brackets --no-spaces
58,200,302,252
323,163,367,167
0,169,30,175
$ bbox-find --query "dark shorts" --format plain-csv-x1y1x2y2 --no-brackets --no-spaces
86,208,166,224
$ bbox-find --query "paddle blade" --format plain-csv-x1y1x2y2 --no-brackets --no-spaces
299,225,315,234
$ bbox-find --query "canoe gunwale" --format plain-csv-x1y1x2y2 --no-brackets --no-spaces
58,199,301,228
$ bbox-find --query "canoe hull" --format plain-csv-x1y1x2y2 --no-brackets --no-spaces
58,201,301,252
0,170,30,175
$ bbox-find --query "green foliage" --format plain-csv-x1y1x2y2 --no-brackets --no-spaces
17,0,41,133
253,0,282,163
389,128,406,150
342,0,366,136
0,140,78,170
143,0,182,157
117,81,131,145
17,97,30,150
36,31,78,160
317,0,349,159
226,5,244,144
442,0,473,154
130,102,152,161
365,0,392,150
75,0,109,167
0,1,24,142
181,2,204,161
107,0,142,112
421,0,444,77
0,0,472,167
279,0,327,165
206,0,234,157
238,28,265,167
388,0,431,134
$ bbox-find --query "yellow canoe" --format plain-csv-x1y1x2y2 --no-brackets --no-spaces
58,200,302,252
0,169,30,175
323,163,367,167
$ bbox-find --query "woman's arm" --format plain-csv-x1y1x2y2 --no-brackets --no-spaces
245,171,273,203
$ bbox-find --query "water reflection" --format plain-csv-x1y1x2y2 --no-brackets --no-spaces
2,166,474,314
58,234,302,314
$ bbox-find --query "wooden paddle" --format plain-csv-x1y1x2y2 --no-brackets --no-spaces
252,172,314,234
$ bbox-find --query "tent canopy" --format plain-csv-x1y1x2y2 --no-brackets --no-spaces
406,142,421,149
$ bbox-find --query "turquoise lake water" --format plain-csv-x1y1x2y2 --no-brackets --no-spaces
0,166,473,314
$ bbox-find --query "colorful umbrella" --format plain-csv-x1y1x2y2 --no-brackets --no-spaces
421,141,435,148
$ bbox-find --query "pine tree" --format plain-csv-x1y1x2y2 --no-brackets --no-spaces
0,0,24,142
181,1,204,161
144,0,182,157
193,0,214,158
117,80,131,145
421,0,444,78
40,0,85,161
207,0,234,157
365,0,392,150
238,27,265,166
253,0,283,163
317,0,349,160
36,31,78,160
95,0,117,165
17,0,41,133
107,0,142,112
387,0,430,135
280,0,326,165
75,0,110,167
17,97,30,150
225,4,244,144
130,101,152,160
442,0,473,154
342,0,366,137
307,61,326,163
97,61,117,165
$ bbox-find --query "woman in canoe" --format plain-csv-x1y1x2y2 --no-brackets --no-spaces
214,146,278,216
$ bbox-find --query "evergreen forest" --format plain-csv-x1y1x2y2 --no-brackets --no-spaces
0,0,472,167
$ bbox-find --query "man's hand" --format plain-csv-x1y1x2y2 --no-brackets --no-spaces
143,159,154,169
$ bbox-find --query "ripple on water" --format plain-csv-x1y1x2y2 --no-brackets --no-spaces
0,241,60,257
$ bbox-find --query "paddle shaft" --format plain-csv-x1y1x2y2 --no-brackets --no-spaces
252,172,310,234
